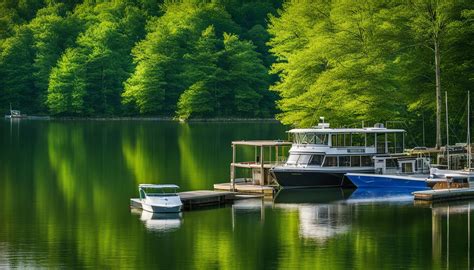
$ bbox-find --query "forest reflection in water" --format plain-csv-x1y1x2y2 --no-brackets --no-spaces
0,120,473,269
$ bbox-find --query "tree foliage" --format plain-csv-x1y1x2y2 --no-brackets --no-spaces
0,0,278,118
268,0,474,145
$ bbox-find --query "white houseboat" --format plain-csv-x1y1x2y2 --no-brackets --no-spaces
271,121,406,188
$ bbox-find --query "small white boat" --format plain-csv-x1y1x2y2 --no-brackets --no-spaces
4,104,27,119
138,184,183,213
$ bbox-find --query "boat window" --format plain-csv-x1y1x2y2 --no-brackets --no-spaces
339,156,350,167
297,154,311,165
376,133,386,153
286,154,299,165
401,162,413,173
332,133,356,147
361,156,374,166
331,134,346,147
392,132,404,153
366,134,375,147
351,156,361,167
140,189,146,199
351,133,365,147
309,155,324,166
293,133,328,145
386,158,398,169
315,134,328,145
323,156,337,167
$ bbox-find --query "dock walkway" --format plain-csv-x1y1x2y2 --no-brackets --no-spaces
413,188,474,202
214,182,276,196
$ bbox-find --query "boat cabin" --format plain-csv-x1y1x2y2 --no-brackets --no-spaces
374,156,431,175
285,123,406,168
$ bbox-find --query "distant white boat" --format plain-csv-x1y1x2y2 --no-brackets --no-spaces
4,109,27,119
138,184,183,213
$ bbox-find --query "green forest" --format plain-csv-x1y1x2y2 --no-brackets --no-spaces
1,0,473,143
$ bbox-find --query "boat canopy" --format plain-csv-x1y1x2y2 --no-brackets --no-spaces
139,184,180,189
287,127,405,134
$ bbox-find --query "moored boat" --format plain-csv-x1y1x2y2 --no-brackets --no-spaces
345,156,431,190
138,184,183,213
271,120,406,188
4,104,27,119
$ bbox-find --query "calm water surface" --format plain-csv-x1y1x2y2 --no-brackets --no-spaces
0,120,472,269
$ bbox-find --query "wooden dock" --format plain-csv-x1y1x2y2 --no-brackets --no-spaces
413,188,474,202
179,190,235,209
130,190,236,211
213,182,276,196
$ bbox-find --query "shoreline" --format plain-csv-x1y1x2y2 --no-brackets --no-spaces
8,116,281,122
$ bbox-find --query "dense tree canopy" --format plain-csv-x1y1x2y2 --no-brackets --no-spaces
0,0,473,145
0,0,279,118
268,0,474,145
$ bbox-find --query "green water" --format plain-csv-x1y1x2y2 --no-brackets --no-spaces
0,120,473,269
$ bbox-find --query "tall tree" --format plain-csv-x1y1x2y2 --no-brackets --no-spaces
47,3,146,115
123,3,241,115
47,48,87,115
407,0,473,147
177,26,222,119
0,26,35,112
30,3,82,112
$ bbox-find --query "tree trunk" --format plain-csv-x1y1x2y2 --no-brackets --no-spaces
434,37,442,149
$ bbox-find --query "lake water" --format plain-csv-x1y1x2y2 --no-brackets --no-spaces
0,120,472,269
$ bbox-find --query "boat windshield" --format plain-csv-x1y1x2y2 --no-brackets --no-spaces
141,187,178,197
292,133,328,145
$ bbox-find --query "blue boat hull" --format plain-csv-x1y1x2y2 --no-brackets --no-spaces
345,174,430,190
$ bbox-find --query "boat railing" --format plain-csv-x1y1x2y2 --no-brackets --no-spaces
146,193,178,197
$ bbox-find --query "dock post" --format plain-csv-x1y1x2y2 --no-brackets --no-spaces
260,145,264,186
231,143,236,191
275,146,279,165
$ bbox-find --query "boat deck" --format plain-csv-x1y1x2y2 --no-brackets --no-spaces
413,188,474,202
130,190,236,211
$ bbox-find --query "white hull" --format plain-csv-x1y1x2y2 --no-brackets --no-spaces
142,202,182,213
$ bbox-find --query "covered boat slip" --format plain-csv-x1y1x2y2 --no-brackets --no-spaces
228,140,292,191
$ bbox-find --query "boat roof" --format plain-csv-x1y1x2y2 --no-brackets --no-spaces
139,184,180,189
287,127,405,134
232,140,292,146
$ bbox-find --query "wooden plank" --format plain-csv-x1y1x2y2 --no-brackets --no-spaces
214,182,275,196
413,188,474,202
179,190,235,201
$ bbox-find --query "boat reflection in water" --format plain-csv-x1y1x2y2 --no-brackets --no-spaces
273,188,353,242
346,188,416,205
131,208,183,232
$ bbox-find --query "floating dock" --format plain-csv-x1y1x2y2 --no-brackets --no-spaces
131,190,236,211
214,182,276,196
413,188,474,202
179,190,235,209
